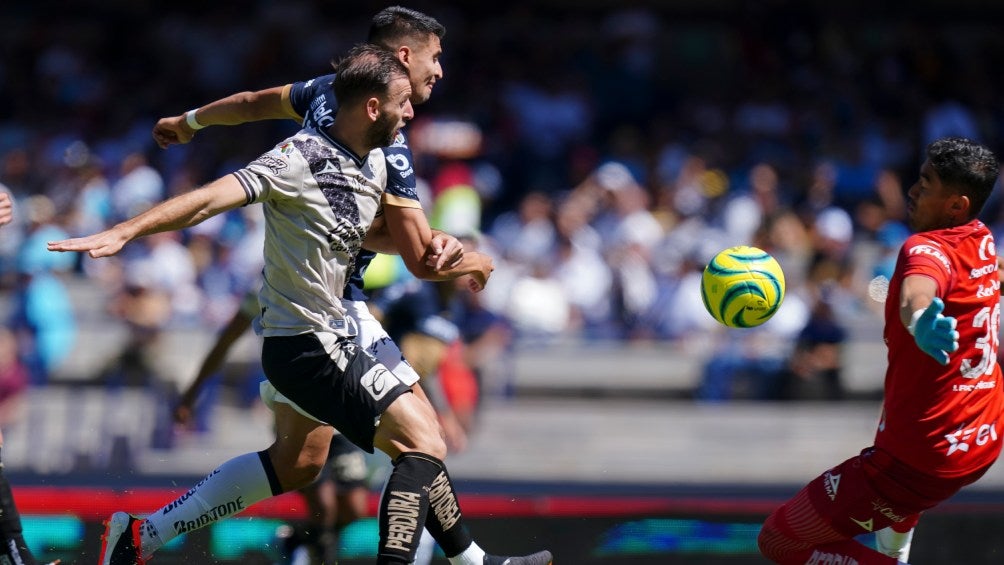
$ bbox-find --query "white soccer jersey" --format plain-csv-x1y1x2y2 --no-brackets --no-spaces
232,128,389,338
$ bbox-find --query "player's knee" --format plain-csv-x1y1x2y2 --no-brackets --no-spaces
411,425,447,459
756,513,784,561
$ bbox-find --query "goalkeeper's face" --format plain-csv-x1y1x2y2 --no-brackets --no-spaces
406,34,443,105
906,160,966,232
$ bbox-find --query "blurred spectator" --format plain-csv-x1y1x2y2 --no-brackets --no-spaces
7,196,76,384
0,328,28,427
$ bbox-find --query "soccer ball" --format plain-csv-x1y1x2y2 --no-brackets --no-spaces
701,246,785,328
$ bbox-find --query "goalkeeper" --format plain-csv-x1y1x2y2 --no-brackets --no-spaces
758,137,1004,564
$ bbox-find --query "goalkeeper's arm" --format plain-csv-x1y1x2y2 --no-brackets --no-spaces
900,274,958,365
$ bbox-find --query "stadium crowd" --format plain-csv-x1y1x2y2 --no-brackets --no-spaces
2,1,1004,413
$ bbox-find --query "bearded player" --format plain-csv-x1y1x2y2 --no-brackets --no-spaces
758,137,1003,564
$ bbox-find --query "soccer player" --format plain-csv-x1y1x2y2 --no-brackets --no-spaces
156,7,473,562
51,44,549,565
758,137,1003,564
154,2,469,462
0,192,60,565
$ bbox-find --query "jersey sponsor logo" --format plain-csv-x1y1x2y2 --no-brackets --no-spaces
953,380,997,392
945,422,998,455
309,95,335,128
970,262,998,279
908,244,951,272
849,516,874,531
172,495,246,534
162,468,221,514
870,498,906,524
279,142,295,155
823,470,841,501
979,234,996,260
976,279,1000,298
384,490,422,553
252,153,289,176
805,549,859,565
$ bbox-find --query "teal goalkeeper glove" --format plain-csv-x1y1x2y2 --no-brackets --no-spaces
908,297,959,365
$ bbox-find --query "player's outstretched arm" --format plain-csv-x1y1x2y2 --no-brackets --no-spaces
153,85,296,148
47,175,249,258
901,275,959,365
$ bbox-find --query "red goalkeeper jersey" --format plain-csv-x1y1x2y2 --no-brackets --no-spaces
878,219,1004,477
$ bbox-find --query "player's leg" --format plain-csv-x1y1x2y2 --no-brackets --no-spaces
375,392,552,565
0,429,44,565
875,520,917,563
99,401,332,564
315,432,370,563
758,453,907,565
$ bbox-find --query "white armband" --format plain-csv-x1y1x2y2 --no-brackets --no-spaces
185,109,206,130
907,308,925,336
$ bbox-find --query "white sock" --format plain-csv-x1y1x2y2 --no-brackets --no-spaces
875,526,914,562
139,451,277,557
448,540,486,565
413,527,437,565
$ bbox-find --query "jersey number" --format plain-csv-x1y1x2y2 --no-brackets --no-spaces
961,304,1000,379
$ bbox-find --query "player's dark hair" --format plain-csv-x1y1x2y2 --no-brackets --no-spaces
927,137,1000,217
368,6,445,49
332,44,409,107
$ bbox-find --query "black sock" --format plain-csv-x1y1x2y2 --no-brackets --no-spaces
422,456,472,558
377,452,436,564
0,448,37,565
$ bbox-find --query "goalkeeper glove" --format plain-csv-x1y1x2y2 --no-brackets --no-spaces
908,297,959,365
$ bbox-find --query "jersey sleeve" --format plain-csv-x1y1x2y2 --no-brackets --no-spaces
286,73,337,123
231,140,306,205
287,73,337,128
381,132,422,209
279,84,301,122
900,234,953,295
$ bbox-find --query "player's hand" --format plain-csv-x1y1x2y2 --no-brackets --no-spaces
173,389,200,428
0,192,12,227
152,115,196,149
426,233,464,271
173,402,195,428
466,253,494,293
911,298,959,365
48,228,131,258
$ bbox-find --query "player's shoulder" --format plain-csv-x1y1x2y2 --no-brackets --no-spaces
295,73,336,90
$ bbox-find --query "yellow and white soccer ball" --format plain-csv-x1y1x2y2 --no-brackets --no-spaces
700,246,786,328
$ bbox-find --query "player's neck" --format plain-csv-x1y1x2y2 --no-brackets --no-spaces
326,119,373,161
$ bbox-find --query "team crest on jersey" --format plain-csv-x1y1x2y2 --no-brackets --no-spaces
390,131,406,147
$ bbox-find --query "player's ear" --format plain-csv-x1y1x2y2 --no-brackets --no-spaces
366,97,381,121
396,45,411,67
952,194,970,216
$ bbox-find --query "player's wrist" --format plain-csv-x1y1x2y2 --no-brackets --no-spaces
907,308,925,336
185,109,206,131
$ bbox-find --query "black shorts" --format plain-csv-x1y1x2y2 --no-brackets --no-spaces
261,333,412,453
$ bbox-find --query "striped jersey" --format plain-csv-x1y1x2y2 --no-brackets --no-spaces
878,219,1004,477
232,127,411,338
285,73,420,300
